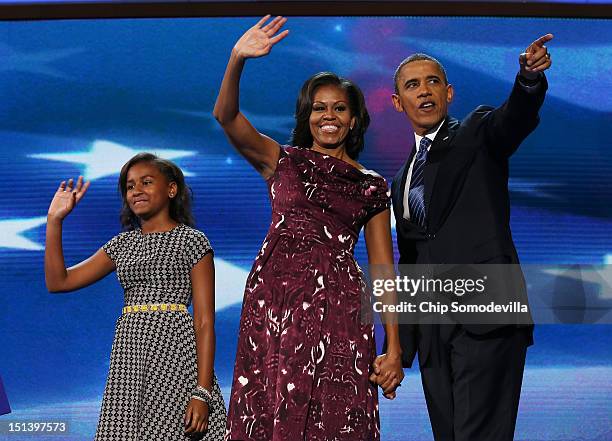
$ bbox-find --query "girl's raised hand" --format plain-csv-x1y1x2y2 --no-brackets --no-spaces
233,15,289,60
47,176,90,221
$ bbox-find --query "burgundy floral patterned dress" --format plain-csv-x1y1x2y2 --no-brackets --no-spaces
226,146,390,441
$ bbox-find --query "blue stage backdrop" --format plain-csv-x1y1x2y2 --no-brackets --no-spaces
0,16,610,441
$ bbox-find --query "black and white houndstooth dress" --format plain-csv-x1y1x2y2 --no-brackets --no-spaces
95,223,226,440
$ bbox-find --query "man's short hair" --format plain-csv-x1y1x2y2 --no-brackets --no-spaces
393,53,448,94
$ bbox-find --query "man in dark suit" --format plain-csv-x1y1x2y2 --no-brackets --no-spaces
372,35,553,441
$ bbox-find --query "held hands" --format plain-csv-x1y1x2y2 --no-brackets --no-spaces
369,352,405,400
519,33,553,80
184,399,209,436
47,176,90,221
233,15,289,60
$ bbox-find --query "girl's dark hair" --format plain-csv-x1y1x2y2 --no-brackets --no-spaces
118,152,195,230
290,72,370,160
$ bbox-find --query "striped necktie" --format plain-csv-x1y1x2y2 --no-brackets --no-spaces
408,137,432,227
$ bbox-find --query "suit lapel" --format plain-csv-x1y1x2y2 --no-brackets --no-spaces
425,117,459,229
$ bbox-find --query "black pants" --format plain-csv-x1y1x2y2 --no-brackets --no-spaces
420,326,529,441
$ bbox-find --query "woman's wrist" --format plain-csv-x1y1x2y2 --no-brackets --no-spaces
47,214,63,224
385,343,403,358
384,330,402,355
230,47,246,62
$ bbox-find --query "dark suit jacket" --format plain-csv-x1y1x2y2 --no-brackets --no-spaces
391,75,547,368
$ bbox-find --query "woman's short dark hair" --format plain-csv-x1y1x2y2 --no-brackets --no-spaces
290,72,370,160
118,152,195,230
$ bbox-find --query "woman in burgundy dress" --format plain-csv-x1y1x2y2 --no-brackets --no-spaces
214,16,404,441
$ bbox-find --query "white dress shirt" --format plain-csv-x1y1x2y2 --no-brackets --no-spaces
402,120,444,220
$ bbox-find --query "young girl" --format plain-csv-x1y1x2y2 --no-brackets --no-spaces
45,152,226,440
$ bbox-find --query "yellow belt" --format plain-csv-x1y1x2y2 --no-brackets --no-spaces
122,303,187,314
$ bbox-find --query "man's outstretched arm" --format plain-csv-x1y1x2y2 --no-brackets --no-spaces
484,33,553,157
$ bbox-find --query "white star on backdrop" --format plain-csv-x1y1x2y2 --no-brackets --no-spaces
509,178,560,199
0,217,47,251
0,43,84,79
214,259,249,310
543,266,612,288
29,140,197,181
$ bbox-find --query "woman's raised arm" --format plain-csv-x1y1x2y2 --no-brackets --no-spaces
213,15,289,179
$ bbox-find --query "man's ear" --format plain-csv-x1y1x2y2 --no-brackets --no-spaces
392,94,404,113
446,84,454,104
